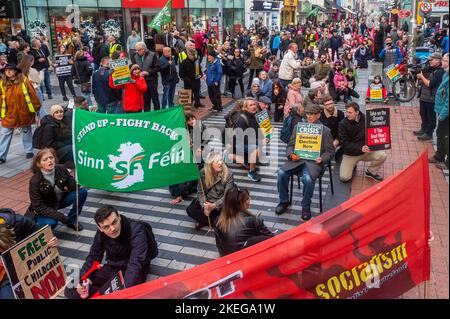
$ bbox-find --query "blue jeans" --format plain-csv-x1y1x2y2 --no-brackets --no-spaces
40,68,52,97
277,164,316,210
0,126,33,160
0,279,14,299
161,83,176,109
97,101,118,114
36,188,88,229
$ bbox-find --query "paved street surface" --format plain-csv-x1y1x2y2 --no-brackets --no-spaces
0,62,448,298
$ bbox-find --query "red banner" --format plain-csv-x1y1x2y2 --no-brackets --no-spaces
122,0,184,8
99,152,431,299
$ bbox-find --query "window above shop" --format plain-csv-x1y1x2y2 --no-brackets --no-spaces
24,0,48,6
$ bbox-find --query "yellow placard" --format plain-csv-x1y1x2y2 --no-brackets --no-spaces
370,89,383,101
295,133,322,152
386,66,400,81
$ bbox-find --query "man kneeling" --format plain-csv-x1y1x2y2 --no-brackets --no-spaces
65,205,158,299
275,104,335,220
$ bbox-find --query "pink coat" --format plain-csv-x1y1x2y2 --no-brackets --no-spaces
284,86,303,117
334,72,348,89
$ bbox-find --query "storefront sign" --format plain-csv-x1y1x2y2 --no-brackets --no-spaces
122,0,184,8
432,0,449,13
111,58,132,86
256,109,273,139
284,0,298,6
253,1,280,12
294,123,323,160
398,10,411,18
1,226,67,299
366,108,391,151
0,0,22,18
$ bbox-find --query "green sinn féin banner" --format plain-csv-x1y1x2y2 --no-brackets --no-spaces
73,106,199,192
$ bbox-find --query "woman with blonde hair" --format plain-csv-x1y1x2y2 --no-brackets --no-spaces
215,185,274,256
186,151,234,230
284,77,303,118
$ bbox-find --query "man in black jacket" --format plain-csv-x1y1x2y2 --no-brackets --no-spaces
135,42,161,111
320,95,344,148
275,104,335,220
92,56,120,114
179,48,204,108
159,47,179,109
29,38,52,99
338,102,387,183
65,205,158,299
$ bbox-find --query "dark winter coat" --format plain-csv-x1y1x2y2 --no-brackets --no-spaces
72,56,93,84
92,66,119,105
338,112,366,156
38,115,72,151
179,56,202,89
80,215,157,288
134,50,159,81
320,108,345,141
215,212,274,257
0,208,41,242
226,57,246,79
159,55,179,85
27,165,78,224
282,121,335,180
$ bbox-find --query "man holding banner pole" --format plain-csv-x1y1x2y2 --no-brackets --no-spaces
275,104,334,220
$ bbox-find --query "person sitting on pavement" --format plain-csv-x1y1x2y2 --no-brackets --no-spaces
26,148,88,231
320,95,345,150
33,105,74,168
300,57,314,88
275,104,335,220
0,63,41,164
246,78,264,100
257,96,272,114
283,77,303,118
365,75,389,104
215,186,274,257
271,81,287,122
268,60,280,82
278,43,301,89
303,87,322,111
232,98,267,182
186,152,234,230
414,52,446,141
338,102,388,183
0,221,58,299
333,63,350,103
64,205,158,299
300,53,331,88
258,71,272,99
109,64,147,113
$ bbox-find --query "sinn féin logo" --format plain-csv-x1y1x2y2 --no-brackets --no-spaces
108,142,145,189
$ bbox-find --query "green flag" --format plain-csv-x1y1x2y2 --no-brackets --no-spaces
307,7,319,18
148,0,172,32
73,106,199,192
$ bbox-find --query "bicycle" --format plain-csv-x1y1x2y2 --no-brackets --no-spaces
392,60,426,102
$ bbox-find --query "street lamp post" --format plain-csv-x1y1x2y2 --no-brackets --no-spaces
408,0,419,64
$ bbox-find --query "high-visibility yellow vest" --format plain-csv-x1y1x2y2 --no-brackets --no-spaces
179,51,188,64
0,78,36,118
109,43,122,57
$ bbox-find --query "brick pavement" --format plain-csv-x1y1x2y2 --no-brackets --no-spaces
349,103,449,299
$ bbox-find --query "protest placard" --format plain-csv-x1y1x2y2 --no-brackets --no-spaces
369,84,383,102
255,109,273,139
293,123,323,160
98,271,125,296
0,226,67,299
366,107,391,151
384,64,401,82
111,58,132,86
177,89,192,112
54,54,72,77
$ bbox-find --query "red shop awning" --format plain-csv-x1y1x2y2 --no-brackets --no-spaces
122,0,184,9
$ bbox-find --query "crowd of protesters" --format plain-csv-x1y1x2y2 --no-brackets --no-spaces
0,16,448,299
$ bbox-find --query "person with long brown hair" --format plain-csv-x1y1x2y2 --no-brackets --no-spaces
0,63,41,164
215,185,274,257
26,148,88,231
186,152,234,230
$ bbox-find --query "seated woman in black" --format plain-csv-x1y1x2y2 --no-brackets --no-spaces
35,104,74,168
215,186,274,257
26,148,88,231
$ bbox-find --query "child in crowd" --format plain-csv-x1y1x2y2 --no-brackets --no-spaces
333,64,349,103
264,55,276,73
365,75,389,104
268,60,280,81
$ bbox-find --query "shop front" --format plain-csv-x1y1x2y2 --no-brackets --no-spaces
282,0,298,26
0,0,24,37
23,0,124,53
429,0,449,29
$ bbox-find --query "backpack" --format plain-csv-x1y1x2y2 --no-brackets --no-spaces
136,220,159,260
280,114,293,143
32,124,46,149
